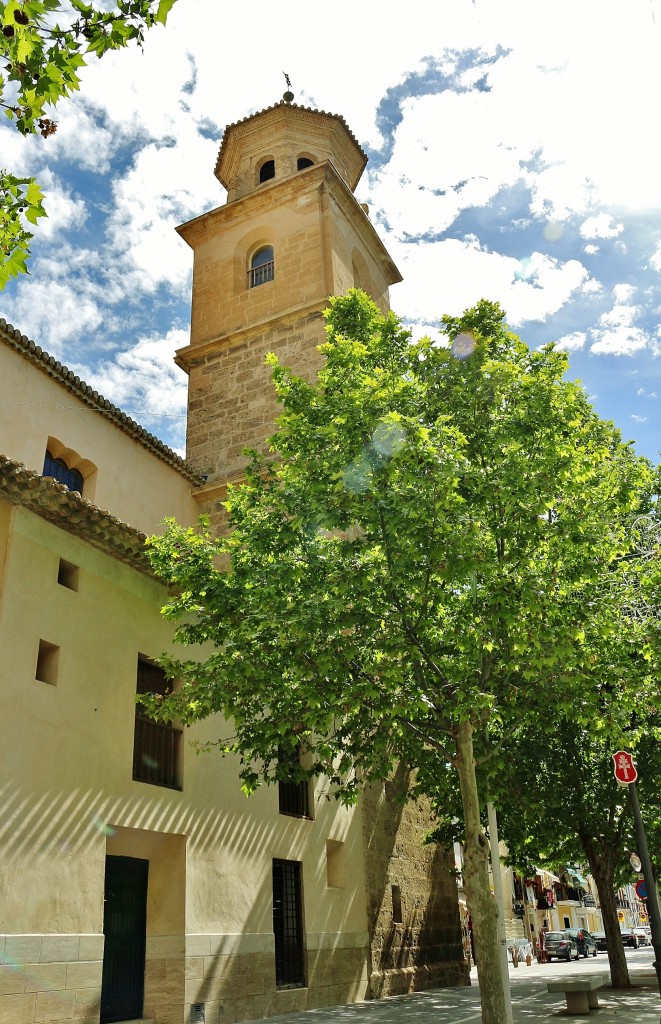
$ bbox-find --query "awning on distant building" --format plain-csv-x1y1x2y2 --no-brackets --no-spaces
536,868,561,884
564,866,588,888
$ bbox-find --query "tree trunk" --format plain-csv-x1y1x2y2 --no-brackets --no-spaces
582,837,630,987
454,719,508,1024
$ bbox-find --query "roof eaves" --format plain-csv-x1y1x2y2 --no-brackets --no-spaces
0,318,204,486
0,455,156,576
214,100,368,183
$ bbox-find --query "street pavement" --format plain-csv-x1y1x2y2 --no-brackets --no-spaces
248,948,660,1023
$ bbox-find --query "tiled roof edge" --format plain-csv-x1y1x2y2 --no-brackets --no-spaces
0,318,204,486
0,455,156,576
214,100,367,179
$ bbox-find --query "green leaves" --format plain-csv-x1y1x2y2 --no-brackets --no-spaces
0,0,178,285
146,291,657,811
0,170,46,287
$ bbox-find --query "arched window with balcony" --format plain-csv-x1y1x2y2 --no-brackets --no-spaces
248,245,274,289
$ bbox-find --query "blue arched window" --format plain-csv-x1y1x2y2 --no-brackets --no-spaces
249,245,274,288
43,450,84,493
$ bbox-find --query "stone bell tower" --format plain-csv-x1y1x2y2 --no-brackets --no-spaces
175,96,467,999
175,94,401,505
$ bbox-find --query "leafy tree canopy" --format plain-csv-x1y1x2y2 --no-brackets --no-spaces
146,292,654,1024
0,0,176,287
147,292,653,792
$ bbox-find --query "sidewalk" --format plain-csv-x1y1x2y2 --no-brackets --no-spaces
244,949,660,1024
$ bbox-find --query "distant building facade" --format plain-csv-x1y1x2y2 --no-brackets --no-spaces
0,97,467,1024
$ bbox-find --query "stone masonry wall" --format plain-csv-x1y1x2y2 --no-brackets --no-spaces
186,312,326,489
360,770,469,997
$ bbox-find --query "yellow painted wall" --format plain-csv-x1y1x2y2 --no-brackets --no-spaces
0,503,368,942
0,342,198,535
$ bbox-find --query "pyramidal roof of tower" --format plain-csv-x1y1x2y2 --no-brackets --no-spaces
214,99,368,187
0,317,202,484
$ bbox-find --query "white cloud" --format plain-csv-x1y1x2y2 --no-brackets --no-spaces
555,331,586,351
71,328,189,424
589,285,654,355
591,326,650,356
105,132,219,291
631,414,649,423
41,104,117,174
388,236,588,326
613,283,636,303
579,214,624,239
584,244,599,255
2,279,103,353
36,171,88,241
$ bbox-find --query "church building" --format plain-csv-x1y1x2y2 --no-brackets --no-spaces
0,95,467,1024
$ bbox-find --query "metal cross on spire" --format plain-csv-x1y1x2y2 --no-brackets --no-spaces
282,72,294,104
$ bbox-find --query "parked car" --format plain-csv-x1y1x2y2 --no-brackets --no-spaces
592,931,608,951
565,927,598,957
545,930,580,961
508,937,534,963
634,927,650,946
620,926,639,948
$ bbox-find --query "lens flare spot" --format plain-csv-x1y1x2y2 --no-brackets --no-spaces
543,221,563,242
515,257,535,280
341,459,371,494
372,420,405,457
91,815,116,837
451,332,476,360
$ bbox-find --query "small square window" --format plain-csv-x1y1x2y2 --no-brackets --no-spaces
36,640,59,685
58,559,79,591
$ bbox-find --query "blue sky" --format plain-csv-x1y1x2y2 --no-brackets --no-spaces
2,0,660,464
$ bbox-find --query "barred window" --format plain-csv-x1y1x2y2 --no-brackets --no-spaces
132,658,182,790
273,859,305,988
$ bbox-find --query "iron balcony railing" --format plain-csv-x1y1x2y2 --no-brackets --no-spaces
133,714,182,789
248,261,274,288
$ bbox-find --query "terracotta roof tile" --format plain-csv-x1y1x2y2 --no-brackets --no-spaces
0,318,203,485
0,455,156,575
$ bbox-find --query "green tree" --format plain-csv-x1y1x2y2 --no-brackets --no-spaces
146,292,653,1024
491,722,661,987
424,514,661,989
0,0,177,287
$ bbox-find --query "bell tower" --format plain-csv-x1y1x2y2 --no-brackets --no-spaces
175,95,401,504
175,96,466,1000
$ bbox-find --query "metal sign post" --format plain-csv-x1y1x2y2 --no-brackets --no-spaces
613,751,661,995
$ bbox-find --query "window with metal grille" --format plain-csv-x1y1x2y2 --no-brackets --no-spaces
133,658,182,790
272,859,305,988
43,450,84,493
248,245,274,288
278,747,310,818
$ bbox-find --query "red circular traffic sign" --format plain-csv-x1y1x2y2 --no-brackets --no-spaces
613,750,638,785
635,879,647,900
